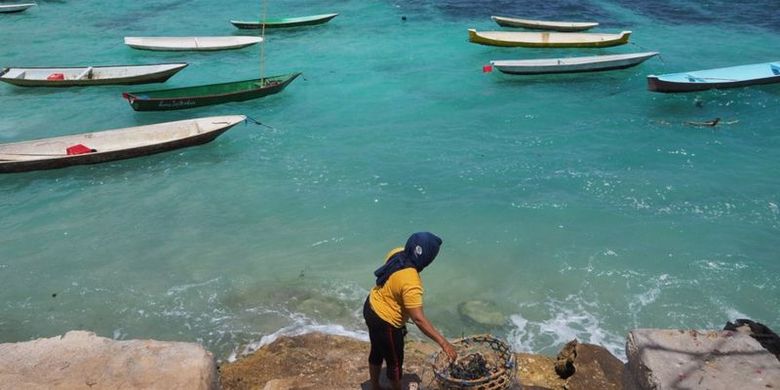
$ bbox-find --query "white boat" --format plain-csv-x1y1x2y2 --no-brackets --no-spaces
468,29,631,48
0,115,246,173
490,52,659,75
124,36,263,51
491,15,598,32
0,63,188,87
0,3,36,13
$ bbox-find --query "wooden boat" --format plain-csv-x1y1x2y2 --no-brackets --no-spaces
647,61,780,93
0,3,36,13
490,52,658,75
468,29,631,48
0,115,246,173
124,36,262,51
0,63,188,87
491,15,598,32
231,13,338,29
122,73,301,111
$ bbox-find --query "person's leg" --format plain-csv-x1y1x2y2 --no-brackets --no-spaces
364,297,406,390
385,325,405,390
369,363,383,390
389,377,402,390
364,297,386,390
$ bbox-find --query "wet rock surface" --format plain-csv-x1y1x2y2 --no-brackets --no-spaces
554,339,577,379
565,342,625,390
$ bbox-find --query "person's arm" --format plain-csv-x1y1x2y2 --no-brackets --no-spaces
407,306,457,361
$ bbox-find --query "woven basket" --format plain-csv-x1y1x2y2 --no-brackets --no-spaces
431,334,516,390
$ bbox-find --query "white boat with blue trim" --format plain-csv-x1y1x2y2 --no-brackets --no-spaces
647,61,780,92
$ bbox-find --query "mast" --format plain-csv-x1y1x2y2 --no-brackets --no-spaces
259,0,268,85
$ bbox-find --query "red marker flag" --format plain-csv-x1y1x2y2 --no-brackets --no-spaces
482,64,493,73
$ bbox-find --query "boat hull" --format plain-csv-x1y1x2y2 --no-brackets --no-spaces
648,75,780,92
123,73,301,111
231,13,338,29
0,3,36,13
468,29,631,48
0,116,245,173
492,52,658,75
124,37,262,51
491,16,598,32
647,62,780,93
0,63,188,87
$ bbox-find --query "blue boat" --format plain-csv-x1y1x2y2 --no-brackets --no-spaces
647,61,780,93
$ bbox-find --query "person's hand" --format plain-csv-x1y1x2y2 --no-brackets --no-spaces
442,341,458,362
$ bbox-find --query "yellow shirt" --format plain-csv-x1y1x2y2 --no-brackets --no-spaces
369,247,424,328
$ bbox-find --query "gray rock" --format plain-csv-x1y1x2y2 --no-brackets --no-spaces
0,330,217,390
626,328,780,390
457,300,507,327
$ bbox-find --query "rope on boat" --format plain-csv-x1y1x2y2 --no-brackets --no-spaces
244,116,277,130
630,42,665,64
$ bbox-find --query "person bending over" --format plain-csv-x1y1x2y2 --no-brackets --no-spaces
363,232,457,390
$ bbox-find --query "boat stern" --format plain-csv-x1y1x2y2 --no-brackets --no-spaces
467,29,480,44
618,31,632,44
646,75,663,92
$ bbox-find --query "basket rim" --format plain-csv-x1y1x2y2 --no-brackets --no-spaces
431,334,515,385
433,366,507,385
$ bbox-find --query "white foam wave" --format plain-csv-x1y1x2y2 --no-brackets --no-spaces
723,307,750,323
508,314,531,353
228,323,368,363
507,301,626,361
694,259,748,272
311,236,345,247
166,277,220,296
318,280,369,302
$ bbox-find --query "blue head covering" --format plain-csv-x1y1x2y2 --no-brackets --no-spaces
374,232,443,286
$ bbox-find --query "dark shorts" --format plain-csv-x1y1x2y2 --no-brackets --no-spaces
363,297,406,381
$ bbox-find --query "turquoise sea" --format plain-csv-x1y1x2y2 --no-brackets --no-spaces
2,0,779,362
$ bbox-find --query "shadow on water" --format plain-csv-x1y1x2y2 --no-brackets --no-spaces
92,0,192,30
611,0,780,32
388,0,780,32
390,0,618,26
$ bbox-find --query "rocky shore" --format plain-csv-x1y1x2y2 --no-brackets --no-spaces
1,320,778,389
217,332,621,390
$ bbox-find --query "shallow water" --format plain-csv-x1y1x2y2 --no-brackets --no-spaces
1,0,779,361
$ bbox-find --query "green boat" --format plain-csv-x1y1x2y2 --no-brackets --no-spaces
122,73,301,111
231,13,338,29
